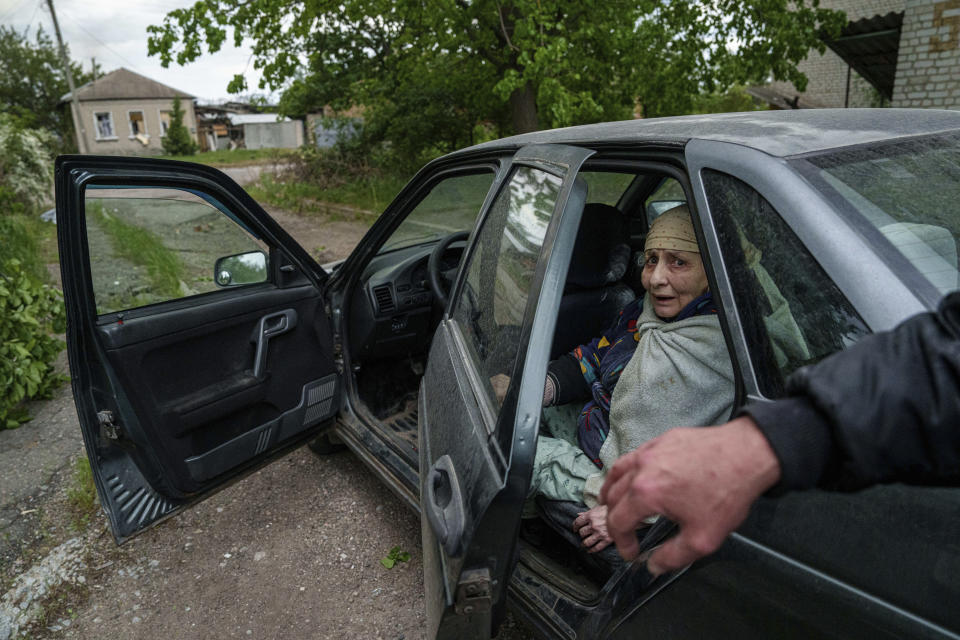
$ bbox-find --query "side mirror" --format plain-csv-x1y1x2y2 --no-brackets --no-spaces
214,250,268,287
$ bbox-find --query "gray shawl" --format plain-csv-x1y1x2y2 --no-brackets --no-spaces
582,293,735,506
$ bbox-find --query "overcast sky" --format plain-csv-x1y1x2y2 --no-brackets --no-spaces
1,0,269,103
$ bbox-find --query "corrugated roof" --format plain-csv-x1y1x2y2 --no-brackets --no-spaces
824,11,904,101
61,68,194,102
227,113,291,125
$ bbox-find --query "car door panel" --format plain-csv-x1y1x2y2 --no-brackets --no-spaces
420,144,593,639
56,155,340,543
98,287,337,493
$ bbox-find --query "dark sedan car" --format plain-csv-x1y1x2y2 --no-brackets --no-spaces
56,109,960,639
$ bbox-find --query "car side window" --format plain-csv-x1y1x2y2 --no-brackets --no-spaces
452,166,563,411
85,187,268,315
703,169,870,397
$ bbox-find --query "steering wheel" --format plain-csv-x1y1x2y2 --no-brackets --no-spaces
428,231,470,309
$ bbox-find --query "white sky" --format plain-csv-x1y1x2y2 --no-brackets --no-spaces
1,0,271,103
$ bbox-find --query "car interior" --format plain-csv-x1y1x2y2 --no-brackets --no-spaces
335,163,692,597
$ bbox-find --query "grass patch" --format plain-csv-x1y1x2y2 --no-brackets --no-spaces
157,148,297,167
66,456,98,531
89,201,184,299
248,171,407,217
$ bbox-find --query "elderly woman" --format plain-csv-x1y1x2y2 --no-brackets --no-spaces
529,205,735,554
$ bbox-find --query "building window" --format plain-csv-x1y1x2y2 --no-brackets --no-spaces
128,110,146,137
159,110,171,136
94,112,116,140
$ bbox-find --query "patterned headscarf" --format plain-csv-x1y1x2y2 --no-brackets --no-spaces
645,204,699,254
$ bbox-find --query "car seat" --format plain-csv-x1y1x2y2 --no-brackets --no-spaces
551,203,636,358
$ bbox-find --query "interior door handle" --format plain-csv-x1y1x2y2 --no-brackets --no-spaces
424,454,466,557
252,309,298,378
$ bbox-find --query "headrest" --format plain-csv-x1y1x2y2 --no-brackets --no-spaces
566,203,629,289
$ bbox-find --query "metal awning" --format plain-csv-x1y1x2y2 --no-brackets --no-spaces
824,11,904,101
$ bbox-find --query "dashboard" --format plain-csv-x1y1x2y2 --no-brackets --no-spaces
347,243,465,361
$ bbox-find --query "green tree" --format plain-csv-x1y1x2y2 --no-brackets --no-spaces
148,1,845,158
161,96,198,156
0,26,97,151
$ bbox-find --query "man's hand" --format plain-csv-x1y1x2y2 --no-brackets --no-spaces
572,505,612,553
599,416,781,575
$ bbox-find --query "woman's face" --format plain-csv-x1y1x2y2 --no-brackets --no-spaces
641,248,709,319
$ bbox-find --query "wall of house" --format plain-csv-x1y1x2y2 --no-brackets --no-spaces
243,121,304,150
78,97,198,155
893,0,960,108
766,0,905,108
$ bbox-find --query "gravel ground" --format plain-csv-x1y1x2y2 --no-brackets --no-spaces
1,180,535,639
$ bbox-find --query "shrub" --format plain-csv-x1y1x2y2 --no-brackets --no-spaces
0,258,66,428
161,96,198,156
0,113,54,211
0,210,50,283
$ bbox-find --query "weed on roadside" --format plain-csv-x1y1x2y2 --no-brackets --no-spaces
66,457,98,532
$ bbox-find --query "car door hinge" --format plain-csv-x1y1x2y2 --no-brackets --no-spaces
454,568,492,616
97,410,121,440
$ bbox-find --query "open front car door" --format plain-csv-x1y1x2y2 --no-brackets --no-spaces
419,145,593,639
55,156,340,543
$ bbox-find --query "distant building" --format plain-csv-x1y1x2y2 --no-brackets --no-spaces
61,68,198,155
195,103,305,151
752,0,960,110
227,113,304,150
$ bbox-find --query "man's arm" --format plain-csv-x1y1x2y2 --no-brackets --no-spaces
746,289,960,492
601,291,960,573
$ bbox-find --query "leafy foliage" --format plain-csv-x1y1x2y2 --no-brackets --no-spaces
0,113,55,211
147,0,845,159
380,545,411,569
0,259,66,429
0,26,97,151
687,86,769,115
0,211,53,284
161,96,198,156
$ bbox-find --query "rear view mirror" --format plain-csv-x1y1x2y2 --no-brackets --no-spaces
214,250,268,287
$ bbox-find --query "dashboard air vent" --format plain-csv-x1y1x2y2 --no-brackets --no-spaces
373,285,395,313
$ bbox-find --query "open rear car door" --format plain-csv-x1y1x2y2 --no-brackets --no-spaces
419,144,594,638
55,156,340,543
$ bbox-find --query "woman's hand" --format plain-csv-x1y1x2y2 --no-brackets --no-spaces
572,505,612,553
490,373,510,405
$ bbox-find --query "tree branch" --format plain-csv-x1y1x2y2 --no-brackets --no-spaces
496,2,520,52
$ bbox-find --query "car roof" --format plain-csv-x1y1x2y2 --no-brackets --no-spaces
462,108,960,158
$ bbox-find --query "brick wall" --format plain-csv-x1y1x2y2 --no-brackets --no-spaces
892,0,960,108
767,0,904,108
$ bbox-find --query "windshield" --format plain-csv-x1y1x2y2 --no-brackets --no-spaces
381,172,495,251
799,133,960,300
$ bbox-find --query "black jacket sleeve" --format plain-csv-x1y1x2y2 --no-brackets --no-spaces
741,290,960,493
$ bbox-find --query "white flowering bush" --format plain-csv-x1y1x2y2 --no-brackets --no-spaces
0,113,54,211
